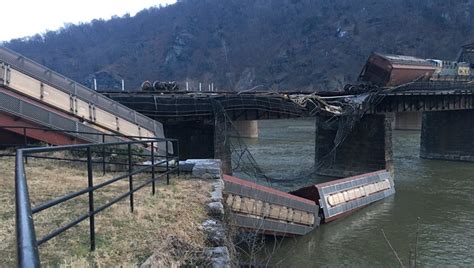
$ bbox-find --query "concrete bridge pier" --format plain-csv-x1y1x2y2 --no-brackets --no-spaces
420,110,474,162
315,114,394,178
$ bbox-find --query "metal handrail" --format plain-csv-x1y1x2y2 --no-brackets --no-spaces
14,137,179,267
15,150,40,267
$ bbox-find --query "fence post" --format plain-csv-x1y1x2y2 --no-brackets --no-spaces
128,143,134,212
86,147,96,251
15,150,40,267
176,140,180,176
166,141,170,185
23,127,27,146
151,142,155,195
23,128,28,164
102,134,106,176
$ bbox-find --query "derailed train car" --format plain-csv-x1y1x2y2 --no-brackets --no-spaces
358,53,436,87
359,50,474,87
428,60,471,81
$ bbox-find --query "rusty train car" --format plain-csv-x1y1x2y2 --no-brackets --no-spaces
359,53,436,87
359,51,474,87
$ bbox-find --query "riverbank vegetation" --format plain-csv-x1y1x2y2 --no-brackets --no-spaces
0,151,211,266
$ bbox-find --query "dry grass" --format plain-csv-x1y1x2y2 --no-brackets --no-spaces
0,150,211,267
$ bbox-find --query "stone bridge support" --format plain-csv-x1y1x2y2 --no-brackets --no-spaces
420,110,474,162
315,114,394,178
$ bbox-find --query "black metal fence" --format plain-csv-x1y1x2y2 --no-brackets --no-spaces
6,127,179,267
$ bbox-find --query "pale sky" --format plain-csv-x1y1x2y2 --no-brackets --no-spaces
1,0,177,42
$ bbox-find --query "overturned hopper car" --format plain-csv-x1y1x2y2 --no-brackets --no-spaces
359,53,436,87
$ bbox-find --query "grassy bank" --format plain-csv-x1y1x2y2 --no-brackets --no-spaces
0,151,211,266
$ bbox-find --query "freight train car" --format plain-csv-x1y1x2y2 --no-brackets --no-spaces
359,48,474,87
428,60,471,81
358,53,436,87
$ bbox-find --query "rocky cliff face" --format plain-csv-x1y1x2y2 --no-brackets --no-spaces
4,0,474,91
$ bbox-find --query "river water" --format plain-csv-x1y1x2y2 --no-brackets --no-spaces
234,118,474,267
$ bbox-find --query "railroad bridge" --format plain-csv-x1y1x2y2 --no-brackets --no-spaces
103,82,474,176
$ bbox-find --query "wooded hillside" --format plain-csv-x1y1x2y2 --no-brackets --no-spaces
4,0,474,91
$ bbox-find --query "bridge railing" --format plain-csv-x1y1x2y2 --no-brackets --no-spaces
13,135,179,267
